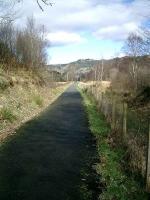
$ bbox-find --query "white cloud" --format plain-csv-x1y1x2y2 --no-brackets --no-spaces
94,22,138,40
46,31,86,46
13,0,150,63
56,1,148,35
15,0,150,37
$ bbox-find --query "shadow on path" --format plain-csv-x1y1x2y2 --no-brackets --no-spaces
0,84,97,200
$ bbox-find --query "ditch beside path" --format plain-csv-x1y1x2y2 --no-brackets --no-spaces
0,84,97,200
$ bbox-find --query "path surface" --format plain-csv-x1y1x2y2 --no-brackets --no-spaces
0,84,96,200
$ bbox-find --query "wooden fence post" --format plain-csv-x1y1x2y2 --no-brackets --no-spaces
111,95,116,130
123,102,127,139
100,92,103,112
146,122,150,192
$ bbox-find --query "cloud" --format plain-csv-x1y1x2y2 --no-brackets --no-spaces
13,0,150,63
94,22,138,40
46,31,86,46
15,0,150,39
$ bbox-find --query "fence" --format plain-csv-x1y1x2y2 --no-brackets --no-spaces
86,84,150,190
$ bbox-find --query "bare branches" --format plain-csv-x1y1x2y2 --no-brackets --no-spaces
37,0,44,11
0,0,17,22
0,16,48,69
41,0,53,6
37,0,53,11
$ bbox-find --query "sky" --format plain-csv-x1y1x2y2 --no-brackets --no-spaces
14,0,150,64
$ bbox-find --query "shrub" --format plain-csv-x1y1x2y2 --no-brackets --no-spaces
32,95,43,107
0,76,9,90
0,107,17,122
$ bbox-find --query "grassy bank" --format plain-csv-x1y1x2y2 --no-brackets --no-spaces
0,68,69,142
79,88,149,200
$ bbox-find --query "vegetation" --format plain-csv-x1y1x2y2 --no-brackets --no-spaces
0,16,48,70
0,0,149,198
32,94,44,107
0,77,68,140
80,88,149,200
0,107,16,123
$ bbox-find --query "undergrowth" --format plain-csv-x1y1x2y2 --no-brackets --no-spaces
79,88,149,200
0,107,17,123
32,95,44,107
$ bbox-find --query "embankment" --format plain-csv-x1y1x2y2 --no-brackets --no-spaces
0,68,69,142
79,84,149,200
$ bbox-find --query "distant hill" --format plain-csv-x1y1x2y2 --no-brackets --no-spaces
47,56,150,81
47,59,99,73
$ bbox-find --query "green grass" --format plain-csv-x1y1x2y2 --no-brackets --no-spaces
32,95,43,107
0,107,17,123
79,88,149,200
0,76,9,90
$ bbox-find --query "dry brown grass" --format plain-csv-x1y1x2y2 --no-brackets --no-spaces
79,81,111,92
0,69,69,142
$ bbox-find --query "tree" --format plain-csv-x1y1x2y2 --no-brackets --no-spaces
16,16,49,68
123,33,145,90
140,28,150,55
0,19,16,63
123,33,144,57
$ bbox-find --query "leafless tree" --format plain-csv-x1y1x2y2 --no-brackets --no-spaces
16,16,49,68
140,28,150,55
123,33,145,90
0,15,49,69
0,19,16,64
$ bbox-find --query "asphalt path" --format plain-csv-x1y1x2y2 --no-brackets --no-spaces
0,84,97,200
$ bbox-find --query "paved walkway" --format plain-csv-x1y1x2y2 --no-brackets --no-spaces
0,84,95,200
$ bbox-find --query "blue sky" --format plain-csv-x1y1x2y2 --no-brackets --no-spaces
15,0,150,64
48,36,123,64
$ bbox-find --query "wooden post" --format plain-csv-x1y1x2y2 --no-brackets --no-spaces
98,92,102,110
111,95,116,130
146,122,150,192
123,102,127,139
100,92,103,113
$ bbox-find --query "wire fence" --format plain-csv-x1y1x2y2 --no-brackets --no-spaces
86,84,149,188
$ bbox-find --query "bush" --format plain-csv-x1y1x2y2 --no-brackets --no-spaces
0,107,17,122
0,76,9,90
32,95,43,107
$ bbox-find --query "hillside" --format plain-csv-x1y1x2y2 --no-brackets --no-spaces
48,59,99,77
48,56,150,83
0,67,69,141
48,59,98,71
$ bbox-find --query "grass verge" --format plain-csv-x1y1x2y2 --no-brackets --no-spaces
0,107,17,123
79,88,149,200
0,82,70,142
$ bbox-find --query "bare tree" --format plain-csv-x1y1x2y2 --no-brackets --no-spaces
140,28,150,55
0,19,16,64
123,33,144,90
16,16,49,68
